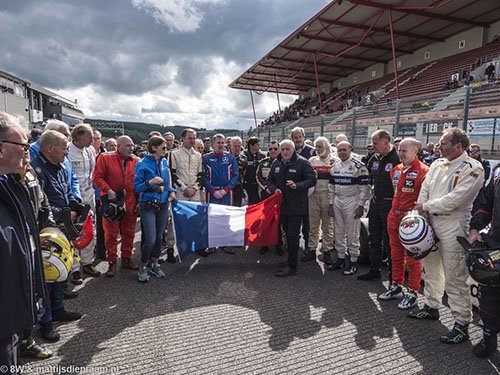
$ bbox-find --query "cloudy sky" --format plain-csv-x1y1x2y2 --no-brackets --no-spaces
1,0,330,129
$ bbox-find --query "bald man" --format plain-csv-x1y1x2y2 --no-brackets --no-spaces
94,136,140,277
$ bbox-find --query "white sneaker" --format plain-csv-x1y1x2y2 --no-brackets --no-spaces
398,290,418,310
378,284,403,301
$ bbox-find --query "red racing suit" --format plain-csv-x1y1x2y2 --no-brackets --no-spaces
388,158,429,291
94,152,140,262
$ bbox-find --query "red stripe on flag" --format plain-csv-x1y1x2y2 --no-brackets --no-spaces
244,192,282,247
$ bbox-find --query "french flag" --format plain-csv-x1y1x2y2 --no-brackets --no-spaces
171,192,282,260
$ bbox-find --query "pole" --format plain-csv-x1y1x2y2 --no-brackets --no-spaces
492,118,497,154
462,86,471,131
250,90,258,129
281,124,285,141
350,109,357,143
389,9,401,100
313,53,323,115
320,115,324,136
395,99,401,137
268,127,271,148
274,75,282,122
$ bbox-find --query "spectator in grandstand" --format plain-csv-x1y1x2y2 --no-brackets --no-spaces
203,134,239,255
94,136,140,277
68,123,100,284
29,120,82,201
308,137,338,266
194,139,204,154
91,130,104,155
104,138,117,152
244,137,266,205
470,144,491,213
230,136,247,207
267,139,316,277
328,141,370,275
134,136,176,282
468,173,500,357
410,128,484,345
203,137,212,154
256,141,284,256
0,112,47,368
170,128,205,259
378,138,428,309
358,129,399,281
31,130,83,342
291,126,315,261
29,127,42,144
443,81,452,91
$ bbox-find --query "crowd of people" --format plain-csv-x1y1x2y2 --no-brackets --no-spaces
2,110,500,373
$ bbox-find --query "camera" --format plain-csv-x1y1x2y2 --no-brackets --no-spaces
145,200,160,211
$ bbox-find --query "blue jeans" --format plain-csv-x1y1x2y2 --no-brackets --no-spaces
139,202,170,266
39,280,67,324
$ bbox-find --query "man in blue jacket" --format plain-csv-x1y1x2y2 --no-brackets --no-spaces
0,112,46,371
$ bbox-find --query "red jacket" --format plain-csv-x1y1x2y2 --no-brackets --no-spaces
390,158,429,215
94,152,140,211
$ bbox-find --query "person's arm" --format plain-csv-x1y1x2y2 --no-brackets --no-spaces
266,161,278,194
203,157,216,194
69,164,82,201
133,162,152,193
484,159,491,183
93,156,111,194
256,163,267,191
470,176,495,232
295,160,317,190
358,165,371,206
170,151,187,191
226,156,239,191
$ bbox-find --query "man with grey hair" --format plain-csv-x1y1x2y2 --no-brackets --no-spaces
267,139,316,277
305,136,338,264
328,141,371,275
358,129,400,281
68,123,100,282
230,136,247,207
0,112,47,370
29,119,82,201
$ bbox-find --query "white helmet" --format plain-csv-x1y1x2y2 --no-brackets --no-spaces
399,211,435,260
40,227,75,282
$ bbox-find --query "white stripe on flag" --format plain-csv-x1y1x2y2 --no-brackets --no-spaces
207,204,245,248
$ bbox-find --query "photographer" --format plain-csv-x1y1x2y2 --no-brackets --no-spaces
134,136,176,283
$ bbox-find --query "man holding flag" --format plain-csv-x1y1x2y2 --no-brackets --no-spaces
267,139,317,277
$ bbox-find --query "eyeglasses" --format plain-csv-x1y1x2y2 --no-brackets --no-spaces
269,148,279,151
1,140,30,152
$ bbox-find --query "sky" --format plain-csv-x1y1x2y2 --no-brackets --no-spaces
0,0,330,130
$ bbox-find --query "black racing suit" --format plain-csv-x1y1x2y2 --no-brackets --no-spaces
243,150,266,204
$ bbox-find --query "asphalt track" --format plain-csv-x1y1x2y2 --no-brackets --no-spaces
20,223,500,375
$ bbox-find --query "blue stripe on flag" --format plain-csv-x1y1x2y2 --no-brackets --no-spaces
171,200,209,259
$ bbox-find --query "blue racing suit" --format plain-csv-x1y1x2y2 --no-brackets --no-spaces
202,151,238,205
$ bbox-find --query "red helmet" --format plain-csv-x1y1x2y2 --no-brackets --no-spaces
71,210,94,250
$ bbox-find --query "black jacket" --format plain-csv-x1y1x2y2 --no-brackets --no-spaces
471,175,500,242
296,144,316,160
370,147,400,202
0,175,46,339
267,153,316,216
243,150,266,184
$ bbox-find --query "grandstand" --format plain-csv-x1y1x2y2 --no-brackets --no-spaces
230,0,500,154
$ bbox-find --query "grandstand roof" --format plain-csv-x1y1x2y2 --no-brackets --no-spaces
229,0,500,95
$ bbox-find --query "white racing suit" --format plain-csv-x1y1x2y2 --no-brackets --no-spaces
328,156,371,261
417,152,484,324
308,155,338,252
68,143,96,268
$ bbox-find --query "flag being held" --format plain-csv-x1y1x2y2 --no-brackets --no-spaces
171,192,282,260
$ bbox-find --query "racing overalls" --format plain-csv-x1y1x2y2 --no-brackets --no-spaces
202,151,239,205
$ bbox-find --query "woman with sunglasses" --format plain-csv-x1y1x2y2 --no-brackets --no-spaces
134,136,176,282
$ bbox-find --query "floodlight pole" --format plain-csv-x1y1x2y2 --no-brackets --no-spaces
250,90,258,128
389,8,400,100
313,53,323,114
274,75,282,122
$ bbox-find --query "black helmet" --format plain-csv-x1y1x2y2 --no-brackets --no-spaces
99,191,126,222
457,236,500,286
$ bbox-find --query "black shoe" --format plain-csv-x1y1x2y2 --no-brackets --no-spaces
276,245,285,256
197,249,209,257
39,322,60,342
63,289,78,299
52,308,82,322
158,258,166,264
69,271,83,285
259,246,269,254
166,248,176,263
343,262,357,275
301,250,316,262
407,304,440,320
440,322,469,344
473,331,498,357
357,268,381,280
20,338,53,359
323,251,333,266
328,258,345,271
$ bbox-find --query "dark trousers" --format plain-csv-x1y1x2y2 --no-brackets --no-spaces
282,214,305,269
40,280,66,324
302,214,310,251
479,285,500,333
368,198,392,271
244,183,260,205
0,333,19,371
95,200,106,260
233,185,244,207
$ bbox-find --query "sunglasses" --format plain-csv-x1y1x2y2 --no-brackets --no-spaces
161,146,168,150
1,140,30,152
470,149,479,153
269,148,279,151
